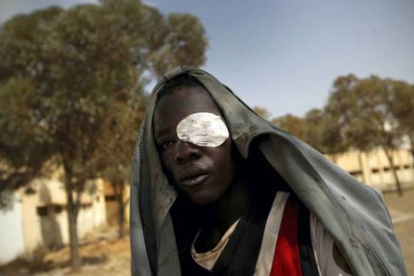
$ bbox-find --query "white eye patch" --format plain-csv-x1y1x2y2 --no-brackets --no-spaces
176,112,229,147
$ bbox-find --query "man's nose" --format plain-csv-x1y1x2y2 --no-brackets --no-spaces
174,140,200,163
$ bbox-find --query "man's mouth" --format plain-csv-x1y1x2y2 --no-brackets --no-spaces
181,173,209,187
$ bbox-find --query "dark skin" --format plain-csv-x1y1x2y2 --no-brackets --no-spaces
153,86,250,252
153,85,353,274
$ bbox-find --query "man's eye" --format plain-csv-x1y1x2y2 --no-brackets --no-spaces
159,140,174,151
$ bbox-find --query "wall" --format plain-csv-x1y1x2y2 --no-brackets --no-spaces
20,177,107,253
326,148,414,190
103,181,130,226
0,195,25,264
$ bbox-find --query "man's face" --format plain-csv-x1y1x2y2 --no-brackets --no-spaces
153,86,235,205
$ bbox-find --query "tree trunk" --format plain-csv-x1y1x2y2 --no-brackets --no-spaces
358,152,366,184
113,182,125,239
331,153,338,164
409,134,414,165
411,149,414,164
118,197,125,239
382,146,403,196
65,173,82,271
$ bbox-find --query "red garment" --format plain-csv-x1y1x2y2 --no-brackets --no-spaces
270,196,302,276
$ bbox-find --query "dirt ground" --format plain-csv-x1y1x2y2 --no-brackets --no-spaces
0,227,131,276
1,189,413,276
384,187,414,275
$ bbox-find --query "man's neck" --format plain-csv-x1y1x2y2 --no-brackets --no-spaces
195,172,250,252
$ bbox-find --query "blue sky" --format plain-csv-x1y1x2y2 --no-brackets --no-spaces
1,0,413,117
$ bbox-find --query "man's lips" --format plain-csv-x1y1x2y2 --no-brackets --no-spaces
179,168,210,187
181,174,209,187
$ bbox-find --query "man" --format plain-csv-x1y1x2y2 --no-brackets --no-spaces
130,66,406,276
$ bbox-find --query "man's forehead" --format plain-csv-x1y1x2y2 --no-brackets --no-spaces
154,87,223,129
157,86,217,108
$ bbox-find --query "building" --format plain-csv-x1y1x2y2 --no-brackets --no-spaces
103,180,130,227
326,148,414,191
0,172,107,265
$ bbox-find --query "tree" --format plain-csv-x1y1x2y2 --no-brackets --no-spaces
253,106,272,120
0,7,64,206
389,80,414,161
326,75,404,195
272,114,307,141
0,78,55,201
0,1,207,271
97,98,148,239
304,108,349,158
271,109,347,158
99,0,208,79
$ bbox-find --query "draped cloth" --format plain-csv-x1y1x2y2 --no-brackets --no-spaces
130,66,407,276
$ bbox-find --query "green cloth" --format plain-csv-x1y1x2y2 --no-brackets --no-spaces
130,66,407,276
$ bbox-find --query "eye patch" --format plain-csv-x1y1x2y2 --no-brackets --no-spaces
176,112,229,147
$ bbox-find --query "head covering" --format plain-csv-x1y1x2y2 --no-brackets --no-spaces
130,66,406,276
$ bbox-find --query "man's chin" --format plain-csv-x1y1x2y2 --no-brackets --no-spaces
189,192,220,206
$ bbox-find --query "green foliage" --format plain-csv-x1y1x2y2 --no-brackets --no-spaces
0,0,207,190
272,110,346,155
271,74,414,163
325,75,414,195
0,0,207,269
272,114,307,140
326,75,403,152
0,78,54,194
253,106,272,120
389,80,414,150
